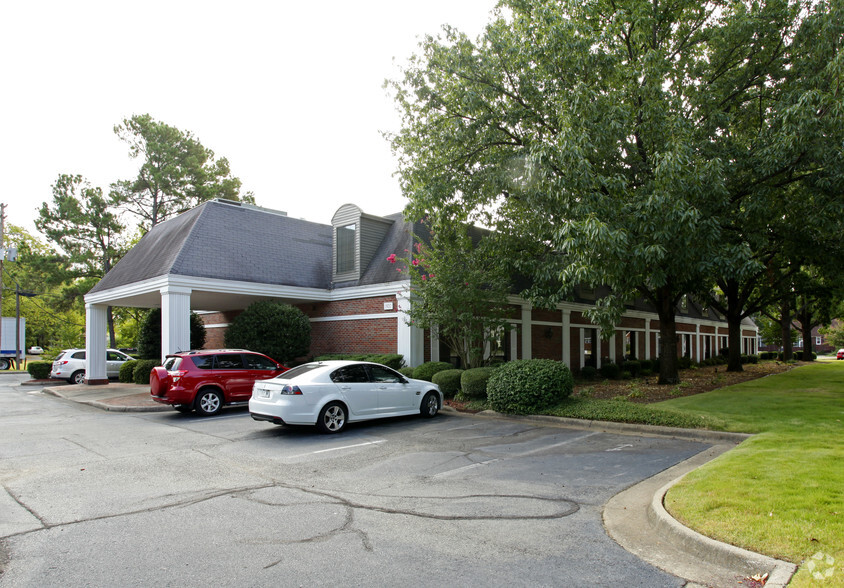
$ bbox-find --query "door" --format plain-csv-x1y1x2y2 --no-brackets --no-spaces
213,353,251,400
106,351,129,378
330,364,378,416
367,365,416,413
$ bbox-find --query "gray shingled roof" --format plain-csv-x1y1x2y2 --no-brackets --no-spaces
90,200,340,293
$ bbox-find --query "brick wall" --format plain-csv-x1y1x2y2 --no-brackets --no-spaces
309,318,398,356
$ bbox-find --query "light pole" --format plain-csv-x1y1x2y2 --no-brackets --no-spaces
15,286,36,368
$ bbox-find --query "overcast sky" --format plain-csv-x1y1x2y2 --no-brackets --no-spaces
1,0,497,237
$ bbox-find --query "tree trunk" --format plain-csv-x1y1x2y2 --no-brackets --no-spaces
779,298,793,361
656,295,680,385
726,316,744,372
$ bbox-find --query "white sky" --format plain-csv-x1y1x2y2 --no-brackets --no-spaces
0,0,497,237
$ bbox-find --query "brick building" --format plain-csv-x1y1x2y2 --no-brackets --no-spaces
81,199,756,383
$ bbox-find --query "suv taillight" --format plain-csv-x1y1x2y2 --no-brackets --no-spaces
281,385,303,395
169,370,189,383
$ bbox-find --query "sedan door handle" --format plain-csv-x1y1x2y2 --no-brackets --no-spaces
339,385,351,390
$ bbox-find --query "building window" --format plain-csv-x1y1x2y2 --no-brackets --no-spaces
336,223,356,273
816,336,822,346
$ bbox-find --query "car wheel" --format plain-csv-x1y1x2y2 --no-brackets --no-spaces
194,389,223,416
420,392,440,417
70,370,86,385
317,402,347,434
0,358,10,370
174,405,193,414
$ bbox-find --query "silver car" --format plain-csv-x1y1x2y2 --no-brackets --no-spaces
51,348,132,384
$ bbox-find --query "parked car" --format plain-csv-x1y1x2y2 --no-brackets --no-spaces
837,349,844,360
50,348,132,384
150,349,288,416
249,360,443,434
28,346,44,355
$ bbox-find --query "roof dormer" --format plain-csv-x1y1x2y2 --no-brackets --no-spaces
331,204,394,283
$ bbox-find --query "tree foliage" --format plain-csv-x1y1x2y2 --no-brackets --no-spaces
223,301,310,363
137,308,207,360
388,220,511,369
389,0,844,384
111,113,255,229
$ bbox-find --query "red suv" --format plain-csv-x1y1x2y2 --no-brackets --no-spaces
150,350,288,416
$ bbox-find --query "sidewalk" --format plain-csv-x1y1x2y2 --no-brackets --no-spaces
28,379,171,412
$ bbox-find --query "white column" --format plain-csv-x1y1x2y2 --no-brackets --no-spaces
562,309,571,368
521,303,532,360
695,323,701,363
396,290,423,367
608,331,616,363
430,324,440,362
510,327,518,361
160,285,192,362
645,319,652,360
85,304,108,384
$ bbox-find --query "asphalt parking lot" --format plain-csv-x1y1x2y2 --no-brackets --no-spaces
1,373,710,587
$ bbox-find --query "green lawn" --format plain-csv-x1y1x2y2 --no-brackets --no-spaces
659,362,844,586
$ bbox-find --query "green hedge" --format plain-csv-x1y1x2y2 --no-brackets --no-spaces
599,362,621,380
460,366,497,400
432,369,463,398
487,359,574,414
314,353,404,370
579,366,598,380
119,360,138,383
132,359,160,385
27,360,52,380
398,366,416,377
412,361,454,382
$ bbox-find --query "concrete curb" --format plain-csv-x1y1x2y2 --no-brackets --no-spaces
649,475,797,587
474,409,752,445
41,386,171,413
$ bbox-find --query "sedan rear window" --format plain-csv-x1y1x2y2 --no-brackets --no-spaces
277,363,323,380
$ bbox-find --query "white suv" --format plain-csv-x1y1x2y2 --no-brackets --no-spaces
50,348,132,384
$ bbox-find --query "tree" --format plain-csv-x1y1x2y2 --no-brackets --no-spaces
387,218,511,368
36,174,127,347
223,301,310,363
389,0,843,384
137,308,207,359
111,114,255,229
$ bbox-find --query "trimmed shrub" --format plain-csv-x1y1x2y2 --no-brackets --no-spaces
313,353,405,370
678,356,694,369
599,362,621,380
225,301,311,363
119,360,138,383
398,366,415,377
412,361,453,382
432,369,464,398
137,309,207,360
132,359,160,385
622,360,641,377
487,359,574,414
27,361,52,380
579,366,598,380
461,367,497,399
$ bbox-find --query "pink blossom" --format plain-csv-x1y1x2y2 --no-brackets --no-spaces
411,259,419,266
415,243,422,253
387,254,396,263
422,275,427,281
396,268,402,273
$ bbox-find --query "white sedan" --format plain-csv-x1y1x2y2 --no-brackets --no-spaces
250,360,443,433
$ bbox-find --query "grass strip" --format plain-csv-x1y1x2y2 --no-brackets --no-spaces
542,397,728,430
658,362,844,586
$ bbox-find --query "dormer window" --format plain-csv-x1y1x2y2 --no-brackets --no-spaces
336,223,356,273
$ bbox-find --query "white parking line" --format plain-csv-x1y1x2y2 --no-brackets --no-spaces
289,439,386,459
606,444,634,452
433,458,499,478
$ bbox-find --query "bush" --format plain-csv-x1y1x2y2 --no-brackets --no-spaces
461,367,497,399
398,366,415,377
741,354,759,364
432,369,464,398
579,366,598,380
27,360,52,380
314,353,404,370
137,309,207,360
132,359,160,385
412,361,454,382
622,359,641,377
225,301,311,363
487,359,574,414
678,356,694,369
599,362,621,380
119,360,138,383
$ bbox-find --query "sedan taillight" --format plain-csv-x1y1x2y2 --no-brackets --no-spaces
280,385,303,395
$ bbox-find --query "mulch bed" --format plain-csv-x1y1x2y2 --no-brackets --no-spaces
445,361,800,411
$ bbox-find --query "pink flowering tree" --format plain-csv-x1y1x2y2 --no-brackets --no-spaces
388,220,511,368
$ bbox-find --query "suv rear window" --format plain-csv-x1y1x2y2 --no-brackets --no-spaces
191,355,215,370
71,351,86,360
163,357,183,371
215,354,245,369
